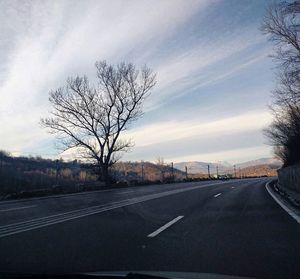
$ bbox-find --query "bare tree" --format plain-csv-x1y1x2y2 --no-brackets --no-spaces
156,156,165,166
265,105,300,166
41,61,156,185
262,1,300,166
261,1,300,76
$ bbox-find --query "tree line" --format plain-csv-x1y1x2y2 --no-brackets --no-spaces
0,150,97,196
262,1,300,167
0,151,196,198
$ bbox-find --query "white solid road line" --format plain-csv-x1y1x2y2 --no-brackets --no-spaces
214,193,222,198
265,182,300,225
148,216,184,238
231,186,235,189
0,205,37,212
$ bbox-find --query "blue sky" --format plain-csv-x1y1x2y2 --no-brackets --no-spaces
0,0,278,164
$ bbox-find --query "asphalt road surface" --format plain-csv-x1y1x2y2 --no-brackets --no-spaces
0,178,300,279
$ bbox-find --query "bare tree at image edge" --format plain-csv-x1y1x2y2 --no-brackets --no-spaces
261,1,300,166
41,61,156,185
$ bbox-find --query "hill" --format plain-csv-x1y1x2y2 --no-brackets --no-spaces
174,158,282,174
111,161,189,183
0,151,280,200
235,158,281,169
239,164,278,177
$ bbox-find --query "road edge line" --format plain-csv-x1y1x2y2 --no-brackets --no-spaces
265,181,300,224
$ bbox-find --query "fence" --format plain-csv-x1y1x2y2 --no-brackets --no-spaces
277,164,300,194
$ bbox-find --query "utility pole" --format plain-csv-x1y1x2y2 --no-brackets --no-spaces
234,165,237,178
239,167,241,179
55,159,59,185
40,171,43,187
0,152,3,176
141,161,144,182
216,165,219,179
185,166,188,180
207,164,210,179
171,162,174,181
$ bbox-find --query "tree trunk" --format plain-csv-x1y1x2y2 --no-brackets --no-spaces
99,163,110,187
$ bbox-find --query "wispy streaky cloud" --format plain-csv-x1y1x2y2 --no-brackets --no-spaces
167,146,273,165
122,111,272,148
146,33,269,111
0,0,211,151
0,0,275,163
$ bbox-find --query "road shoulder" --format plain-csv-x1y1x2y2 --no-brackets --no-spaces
265,181,300,224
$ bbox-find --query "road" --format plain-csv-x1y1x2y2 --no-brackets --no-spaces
0,178,300,279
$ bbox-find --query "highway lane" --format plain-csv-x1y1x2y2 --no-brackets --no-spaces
0,180,231,226
0,178,300,279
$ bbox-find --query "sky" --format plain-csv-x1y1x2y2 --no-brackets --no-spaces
0,0,279,164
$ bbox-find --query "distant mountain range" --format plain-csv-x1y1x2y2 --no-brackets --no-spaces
235,158,282,168
174,158,282,174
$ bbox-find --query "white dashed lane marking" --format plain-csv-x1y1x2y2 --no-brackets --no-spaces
148,216,184,238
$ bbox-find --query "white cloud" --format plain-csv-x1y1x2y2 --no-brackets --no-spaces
145,28,267,110
122,110,272,148
0,1,274,164
167,145,273,164
0,0,211,153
